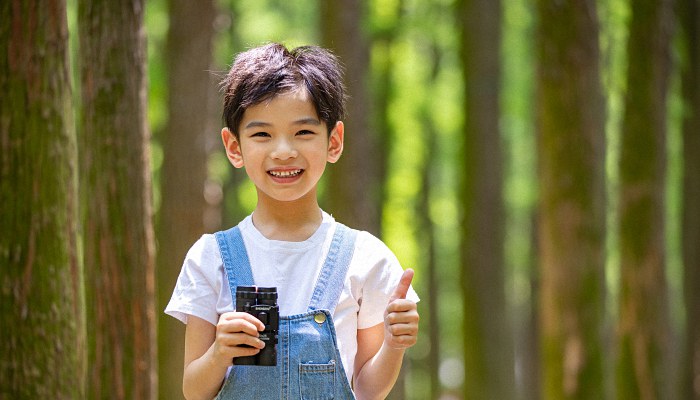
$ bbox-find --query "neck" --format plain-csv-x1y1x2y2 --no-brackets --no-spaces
251,189,323,241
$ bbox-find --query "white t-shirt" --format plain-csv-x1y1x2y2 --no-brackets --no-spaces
165,211,419,384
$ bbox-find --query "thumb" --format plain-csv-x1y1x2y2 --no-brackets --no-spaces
389,268,414,302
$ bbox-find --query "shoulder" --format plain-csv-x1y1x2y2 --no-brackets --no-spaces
348,228,400,267
340,226,401,287
175,233,228,294
185,233,222,268
323,213,400,274
343,226,419,301
176,234,225,292
165,233,227,325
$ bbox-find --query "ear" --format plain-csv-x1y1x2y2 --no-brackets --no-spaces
327,121,344,163
222,127,245,168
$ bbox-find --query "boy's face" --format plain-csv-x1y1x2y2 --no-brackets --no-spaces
222,88,344,204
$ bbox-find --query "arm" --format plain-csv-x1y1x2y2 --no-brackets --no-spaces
353,270,420,400
183,313,265,400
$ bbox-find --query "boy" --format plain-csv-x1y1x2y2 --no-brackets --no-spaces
165,43,419,400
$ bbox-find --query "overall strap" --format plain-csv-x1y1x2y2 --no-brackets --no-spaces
214,226,254,296
215,223,358,313
308,223,357,313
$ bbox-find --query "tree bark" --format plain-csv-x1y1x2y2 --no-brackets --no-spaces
615,1,675,398
78,0,156,398
458,0,514,398
0,1,85,397
157,1,216,399
535,0,607,398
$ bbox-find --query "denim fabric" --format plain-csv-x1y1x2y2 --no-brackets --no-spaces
214,224,357,399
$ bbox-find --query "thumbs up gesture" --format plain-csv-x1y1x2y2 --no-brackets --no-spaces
384,269,420,350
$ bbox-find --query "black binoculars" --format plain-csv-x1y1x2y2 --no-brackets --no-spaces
235,286,279,366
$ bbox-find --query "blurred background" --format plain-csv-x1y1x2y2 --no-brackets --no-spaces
2,0,698,399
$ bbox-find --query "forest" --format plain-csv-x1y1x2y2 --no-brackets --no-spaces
1,0,699,399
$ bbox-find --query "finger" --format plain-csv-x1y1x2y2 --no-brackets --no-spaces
385,299,418,314
220,312,265,331
218,316,264,337
385,310,419,327
233,347,262,363
389,268,414,302
212,333,263,362
386,323,418,337
220,332,266,349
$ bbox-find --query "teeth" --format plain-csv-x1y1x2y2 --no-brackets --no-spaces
269,169,302,178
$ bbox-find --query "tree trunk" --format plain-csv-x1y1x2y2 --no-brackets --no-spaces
458,0,513,398
523,216,541,400
615,1,675,398
417,39,442,399
157,1,216,399
320,0,382,236
535,0,607,398
78,1,156,398
680,1,700,398
0,1,85,397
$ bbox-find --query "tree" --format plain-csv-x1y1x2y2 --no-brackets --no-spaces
615,0,675,398
419,51,443,400
78,0,156,398
320,0,383,236
679,0,700,398
535,0,607,398
457,0,514,398
157,1,216,398
0,1,86,397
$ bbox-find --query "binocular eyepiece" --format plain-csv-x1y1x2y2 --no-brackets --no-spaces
235,286,279,366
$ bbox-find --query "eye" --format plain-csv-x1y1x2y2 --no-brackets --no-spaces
251,131,270,138
296,130,315,136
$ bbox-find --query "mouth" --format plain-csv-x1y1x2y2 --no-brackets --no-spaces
268,169,304,178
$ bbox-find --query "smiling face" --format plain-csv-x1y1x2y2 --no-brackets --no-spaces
222,88,344,207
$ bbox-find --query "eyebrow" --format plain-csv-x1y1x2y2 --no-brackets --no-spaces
243,117,321,130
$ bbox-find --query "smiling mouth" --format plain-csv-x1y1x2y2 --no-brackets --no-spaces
268,169,303,178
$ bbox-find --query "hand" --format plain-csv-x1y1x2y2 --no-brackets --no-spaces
211,312,266,366
383,269,419,350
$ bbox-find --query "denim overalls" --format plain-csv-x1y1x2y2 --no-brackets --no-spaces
214,223,357,400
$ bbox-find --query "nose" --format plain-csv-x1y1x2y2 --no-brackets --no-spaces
270,138,298,160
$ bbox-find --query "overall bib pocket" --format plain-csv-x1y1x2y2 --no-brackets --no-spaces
299,360,337,400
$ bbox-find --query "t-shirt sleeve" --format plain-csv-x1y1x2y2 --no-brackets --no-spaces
164,235,222,326
355,233,420,330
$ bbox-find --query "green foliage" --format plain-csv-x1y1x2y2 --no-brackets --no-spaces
145,0,169,134
502,0,536,325
599,0,630,335
666,45,686,339
228,0,320,50
145,0,168,215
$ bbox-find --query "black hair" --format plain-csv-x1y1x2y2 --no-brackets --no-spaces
221,43,346,138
